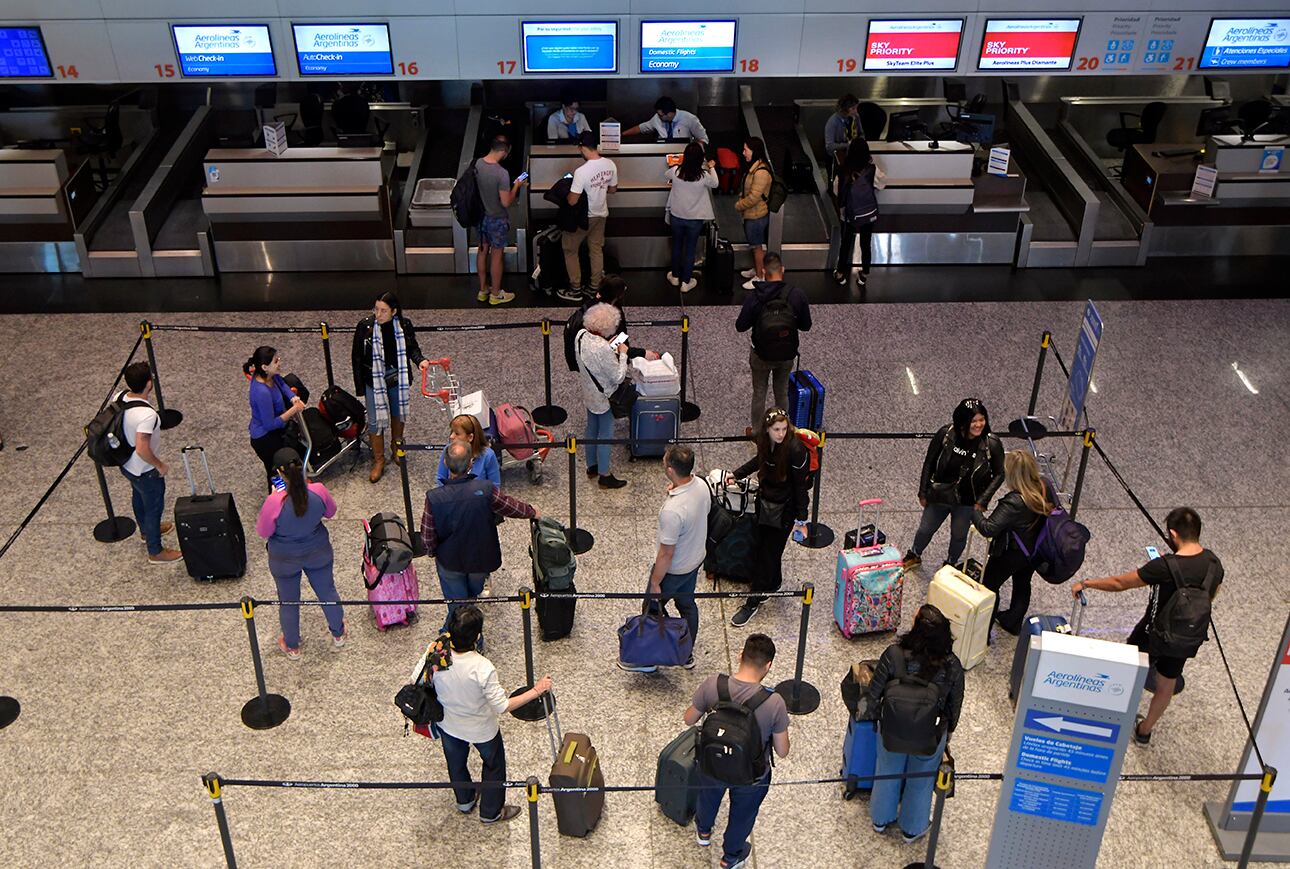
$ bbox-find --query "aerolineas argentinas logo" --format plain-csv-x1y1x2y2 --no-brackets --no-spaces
1221,23,1290,44
192,29,258,51
1041,670,1126,697
310,28,376,50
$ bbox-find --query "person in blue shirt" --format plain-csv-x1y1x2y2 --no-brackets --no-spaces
435,413,501,488
547,93,590,142
245,346,306,485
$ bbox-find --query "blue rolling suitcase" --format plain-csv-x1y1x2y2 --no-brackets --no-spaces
1008,598,1083,705
630,396,679,458
787,369,824,429
842,719,878,799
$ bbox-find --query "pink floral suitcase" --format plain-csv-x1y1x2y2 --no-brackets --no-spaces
833,499,904,637
362,543,419,631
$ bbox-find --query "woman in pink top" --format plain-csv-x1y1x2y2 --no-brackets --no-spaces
255,447,346,659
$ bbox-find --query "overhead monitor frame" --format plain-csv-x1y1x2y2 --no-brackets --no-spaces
976,17,1084,72
0,25,54,80
863,18,966,73
291,22,395,77
519,20,620,75
169,23,278,79
1198,17,1290,71
639,19,739,75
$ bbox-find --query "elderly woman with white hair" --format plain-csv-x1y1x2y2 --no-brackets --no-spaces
573,302,631,489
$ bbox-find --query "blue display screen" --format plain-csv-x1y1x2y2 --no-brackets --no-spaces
640,20,737,73
171,25,276,77
522,21,618,74
0,27,53,79
293,24,394,76
1200,19,1290,70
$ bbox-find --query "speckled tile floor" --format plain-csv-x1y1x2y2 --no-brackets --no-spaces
0,297,1287,868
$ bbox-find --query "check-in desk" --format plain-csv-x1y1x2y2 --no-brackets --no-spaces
201,147,394,272
865,141,1028,264
0,149,80,272
1121,135,1290,256
528,143,700,268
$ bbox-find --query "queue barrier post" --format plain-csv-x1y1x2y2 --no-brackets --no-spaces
203,773,238,869
774,583,820,715
565,436,594,555
797,432,834,549
320,322,335,390
140,320,183,429
510,586,548,722
1027,330,1051,417
238,597,291,730
1237,766,1278,869
1069,429,1095,520
679,315,701,422
396,441,425,558
903,761,953,869
0,694,19,729
532,319,568,428
527,777,542,869
90,455,136,543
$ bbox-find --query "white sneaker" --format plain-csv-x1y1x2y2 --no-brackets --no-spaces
741,278,758,290
740,267,757,279
666,272,681,287
681,278,698,293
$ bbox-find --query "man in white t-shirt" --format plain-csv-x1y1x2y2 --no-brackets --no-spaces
563,131,618,295
620,445,709,673
624,96,709,145
118,362,182,564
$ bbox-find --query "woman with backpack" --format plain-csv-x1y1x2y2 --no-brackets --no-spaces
903,398,1005,571
255,447,346,660
972,450,1057,636
244,346,307,486
869,604,965,844
725,408,811,628
735,136,772,290
574,302,631,490
435,414,500,488
665,142,718,293
833,140,884,288
352,292,432,483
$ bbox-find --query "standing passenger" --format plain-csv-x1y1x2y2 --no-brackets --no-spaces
833,141,883,287
824,94,861,178
116,361,182,565
474,136,528,306
352,292,431,483
563,131,618,296
665,142,718,293
573,303,631,489
735,137,772,288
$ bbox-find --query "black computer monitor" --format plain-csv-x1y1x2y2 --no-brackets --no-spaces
955,111,996,145
942,79,968,105
1196,106,1236,137
886,110,925,142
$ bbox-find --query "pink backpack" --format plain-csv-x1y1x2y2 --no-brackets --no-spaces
493,404,538,460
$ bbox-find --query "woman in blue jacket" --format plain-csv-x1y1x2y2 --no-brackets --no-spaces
245,346,306,485
435,414,501,488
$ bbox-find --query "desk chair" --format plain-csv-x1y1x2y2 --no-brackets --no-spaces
1107,101,1167,152
858,102,888,142
77,103,123,191
299,94,325,147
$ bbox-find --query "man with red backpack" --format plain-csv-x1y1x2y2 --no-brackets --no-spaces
735,253,811,435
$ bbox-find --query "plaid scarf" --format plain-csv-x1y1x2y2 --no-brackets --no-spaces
369,317,409,430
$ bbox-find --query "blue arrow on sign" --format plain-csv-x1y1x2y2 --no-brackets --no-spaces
1024,709,1120,743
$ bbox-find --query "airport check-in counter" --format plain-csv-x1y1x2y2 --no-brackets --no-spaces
201,147,393,272
0,149,78,272
1120,133,1290,256
529,143,695,268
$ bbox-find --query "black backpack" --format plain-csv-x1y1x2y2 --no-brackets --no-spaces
878,648,946,756
759,166,789,213
1150,555,1219,659
705,479,737,553
697,675,772,785
86,395,150,467
752,287,798,362
450,160,486,229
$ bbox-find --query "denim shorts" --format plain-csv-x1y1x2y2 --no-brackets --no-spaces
744,215,770,247
478,214,510,249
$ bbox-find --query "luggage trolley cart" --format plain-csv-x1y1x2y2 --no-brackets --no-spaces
242,367,361,479
421,358,554,483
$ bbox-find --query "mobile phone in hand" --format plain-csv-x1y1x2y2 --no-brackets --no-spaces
516,171,530,183
1145,545,1161,560
609,332,628,349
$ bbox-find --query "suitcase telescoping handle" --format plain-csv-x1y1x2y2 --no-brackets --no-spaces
1071,589,1088,635
180,445,216,496
854,498,882,548
963,526,990,578
542,687,563,761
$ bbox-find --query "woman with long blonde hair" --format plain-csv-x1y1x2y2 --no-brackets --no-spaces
970,449,1055,636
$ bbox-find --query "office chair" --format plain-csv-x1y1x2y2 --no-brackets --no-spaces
1106,101,1167,152
77,102,123,191
857,102,888,142
1238,99,1274,139
299,94,325,147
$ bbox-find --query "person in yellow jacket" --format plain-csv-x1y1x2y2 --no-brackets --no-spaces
735,137,772,290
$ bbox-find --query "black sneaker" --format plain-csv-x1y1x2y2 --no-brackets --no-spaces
585,465,599,479
832,270,848,285
555,286,584,302
858,272,869,287
1132,714,1151,746
598,474,627,490
730,603,760,627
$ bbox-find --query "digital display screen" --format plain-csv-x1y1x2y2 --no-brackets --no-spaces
171,25,276,77
978,19,1082,70
864,20,964,71
292,23,394,76
640,20,737,73
0,27,53,79
1200,19,1290,70
521,21,618,74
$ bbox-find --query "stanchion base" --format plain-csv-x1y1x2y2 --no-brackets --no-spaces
566,527,594,555
93,516,136,543
796,522,835,550
680,401,701,423
531,406,568,427
774,679,821,715
241,694,291,730
0,696,19,729
509,689,552,722
903,863,941,869
159,409,184,430
411,536,426,558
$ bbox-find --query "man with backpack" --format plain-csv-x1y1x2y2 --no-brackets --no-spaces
685,633,790,869
1073,507,1223,745
734,253,811,434
108,362,183,565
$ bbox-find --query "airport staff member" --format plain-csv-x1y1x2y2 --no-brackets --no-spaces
547,94,591,141
623,97,708,145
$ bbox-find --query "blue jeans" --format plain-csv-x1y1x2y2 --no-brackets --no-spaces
440,728,507,820
363,383,402,434
648,566,699,648
670,217,704,282
437,564,489,633
695,770,771,864
744,215,770,247
269,542,344,648
870,732,947,838
584,408,613,476
911,503,975,565
120,467,166,555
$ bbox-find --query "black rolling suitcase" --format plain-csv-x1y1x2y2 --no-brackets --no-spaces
531,517,577,640
174,446,246,581
704,232,735,295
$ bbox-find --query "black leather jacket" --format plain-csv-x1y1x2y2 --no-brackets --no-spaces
972,487,1053,554
919,424,1005,507
351,315,427,393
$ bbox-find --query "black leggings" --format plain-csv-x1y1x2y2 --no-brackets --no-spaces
747,520,793,608
837,219,874,274
981,546,1035,633
251,429,290,487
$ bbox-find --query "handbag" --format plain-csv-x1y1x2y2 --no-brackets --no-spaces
755,493,787,529
394,637,452,734
618,602,693,667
